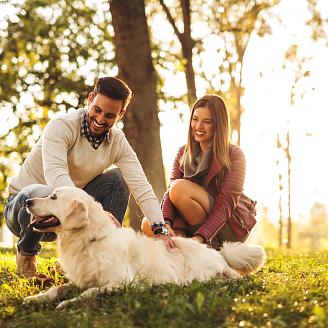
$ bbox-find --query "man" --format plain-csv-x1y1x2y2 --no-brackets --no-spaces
4,76,174,278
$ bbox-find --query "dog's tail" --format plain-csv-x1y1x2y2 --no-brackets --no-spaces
219,242,266,275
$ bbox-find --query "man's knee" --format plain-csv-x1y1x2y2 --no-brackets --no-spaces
106,168,124,182
26,184,53,198
15,184,53,207
6,184,52,230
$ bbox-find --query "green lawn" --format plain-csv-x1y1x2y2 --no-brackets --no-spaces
0,246,327,328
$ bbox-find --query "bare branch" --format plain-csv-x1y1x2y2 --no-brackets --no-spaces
158,0,183,43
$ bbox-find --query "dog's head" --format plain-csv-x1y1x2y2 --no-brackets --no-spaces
26,186,90,232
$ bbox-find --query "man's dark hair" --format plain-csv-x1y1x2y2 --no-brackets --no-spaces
93,77,133,109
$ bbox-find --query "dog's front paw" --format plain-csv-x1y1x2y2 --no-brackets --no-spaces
56,297,77,309
23,293,47,305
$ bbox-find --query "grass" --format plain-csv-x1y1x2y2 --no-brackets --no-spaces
0,246,327,328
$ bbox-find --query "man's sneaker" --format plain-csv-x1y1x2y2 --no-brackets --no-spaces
16,251,37,279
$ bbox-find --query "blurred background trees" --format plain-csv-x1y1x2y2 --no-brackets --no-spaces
0,0,114,221
0,0,327,247
156,0,279,145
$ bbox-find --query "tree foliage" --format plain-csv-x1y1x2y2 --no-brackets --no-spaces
199,0,279,144
149,0,279,145
0,0,113,220
299,203,328,250
158,0,197,106
306,0,328,45
1,0,327,237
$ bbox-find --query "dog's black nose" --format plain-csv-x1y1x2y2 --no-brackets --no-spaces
25,199,33,207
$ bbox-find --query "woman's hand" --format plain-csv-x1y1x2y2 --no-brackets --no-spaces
154,233,176,249
166,224,175,237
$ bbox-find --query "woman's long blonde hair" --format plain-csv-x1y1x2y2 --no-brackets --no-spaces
181,94,231,171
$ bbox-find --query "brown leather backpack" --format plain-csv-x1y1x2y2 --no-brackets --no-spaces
228,193,257,239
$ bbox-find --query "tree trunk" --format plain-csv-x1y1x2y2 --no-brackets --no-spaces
277,134,284,248
109,0,166,230
180,0,197,105
286,130,292,248
159,0,197,106
234,85,242,146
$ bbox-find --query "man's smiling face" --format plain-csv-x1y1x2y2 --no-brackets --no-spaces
86,92,125,137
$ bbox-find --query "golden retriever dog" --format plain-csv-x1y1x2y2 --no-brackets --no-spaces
24,186,266,309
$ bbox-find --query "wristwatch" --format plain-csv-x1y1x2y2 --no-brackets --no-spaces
153,225,169,236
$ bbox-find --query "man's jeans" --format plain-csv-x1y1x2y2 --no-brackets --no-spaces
4,169,129,256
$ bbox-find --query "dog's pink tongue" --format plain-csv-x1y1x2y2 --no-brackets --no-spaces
28,216,45,229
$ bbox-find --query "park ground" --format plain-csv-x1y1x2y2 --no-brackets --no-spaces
0,246,327,328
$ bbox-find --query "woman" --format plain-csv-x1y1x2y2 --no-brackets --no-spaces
142,95,255,249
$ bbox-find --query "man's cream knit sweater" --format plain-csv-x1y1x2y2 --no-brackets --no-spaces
9,109,164,224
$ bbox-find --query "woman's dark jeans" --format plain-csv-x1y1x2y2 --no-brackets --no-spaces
4,169,129,256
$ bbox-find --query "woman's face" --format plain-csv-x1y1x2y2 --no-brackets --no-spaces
191,106,214,151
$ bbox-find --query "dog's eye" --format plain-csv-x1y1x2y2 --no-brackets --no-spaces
50,194,57,200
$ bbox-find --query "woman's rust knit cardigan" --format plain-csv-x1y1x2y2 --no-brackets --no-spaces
161,144,246,244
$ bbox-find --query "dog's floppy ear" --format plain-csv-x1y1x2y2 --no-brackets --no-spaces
63,199,89,230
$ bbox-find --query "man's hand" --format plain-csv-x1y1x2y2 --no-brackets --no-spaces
191,235,205,244
154,234,176,249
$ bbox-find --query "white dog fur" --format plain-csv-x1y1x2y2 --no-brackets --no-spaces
24,186,266,309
